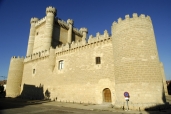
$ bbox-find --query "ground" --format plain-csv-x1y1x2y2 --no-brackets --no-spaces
0,96,171,114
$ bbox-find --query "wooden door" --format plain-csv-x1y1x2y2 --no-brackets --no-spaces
103,88,111,102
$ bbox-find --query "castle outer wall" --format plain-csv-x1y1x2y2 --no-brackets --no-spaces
6,6,167,110
22,37,115,104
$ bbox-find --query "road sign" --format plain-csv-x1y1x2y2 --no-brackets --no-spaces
124,92,129,97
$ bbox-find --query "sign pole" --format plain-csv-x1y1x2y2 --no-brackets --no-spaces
126,100,129,111
124,92,129,111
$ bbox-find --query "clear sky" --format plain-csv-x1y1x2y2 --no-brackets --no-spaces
0,0,170,80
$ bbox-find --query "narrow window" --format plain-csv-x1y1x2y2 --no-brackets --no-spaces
36,32,39,35
33,69,35,74
59,60,64,70
96,57,101,64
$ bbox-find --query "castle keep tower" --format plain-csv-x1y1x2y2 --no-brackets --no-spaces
26,17,39,56
6,56,24,97
44,6,56,50
112,14,164,109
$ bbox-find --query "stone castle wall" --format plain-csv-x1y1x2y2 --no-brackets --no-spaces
21,37,115,104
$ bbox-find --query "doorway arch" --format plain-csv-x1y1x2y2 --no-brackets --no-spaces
103,88,112,103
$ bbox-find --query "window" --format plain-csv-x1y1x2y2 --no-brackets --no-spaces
96,57,101,64
36,32,39,35
33,69,35,74
59,60,64,70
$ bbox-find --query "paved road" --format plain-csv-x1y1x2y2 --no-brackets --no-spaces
0,96,171,114
0,101,123,114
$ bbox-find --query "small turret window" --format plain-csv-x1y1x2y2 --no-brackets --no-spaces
59,60,64,70
33,69,36,74
96,57,101,64
36,32,39,35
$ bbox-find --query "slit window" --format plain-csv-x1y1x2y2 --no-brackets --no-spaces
96,57,101,64
33,69,35,74
59,60,64,70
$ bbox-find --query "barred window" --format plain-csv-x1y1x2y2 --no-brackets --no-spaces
59,60,64,70
96,57,101,64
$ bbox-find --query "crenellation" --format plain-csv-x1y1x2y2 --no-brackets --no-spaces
46,6,57,16
73,27,83,36
55,37,111,55
104,30,109,37
146,16,151,21
30,17,39,24
118,18,122,23
125,14,130,19
11,56,24,60
57,18,69,29
63,43,70,51
35,17,46,27
133,13,138,18
140,14,145,18
24,49,50,62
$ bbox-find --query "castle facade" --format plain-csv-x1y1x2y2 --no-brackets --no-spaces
6,6,168,110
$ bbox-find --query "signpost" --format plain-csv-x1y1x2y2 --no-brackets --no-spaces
124,92,129,111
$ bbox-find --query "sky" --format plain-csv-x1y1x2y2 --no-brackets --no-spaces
0,0,170,80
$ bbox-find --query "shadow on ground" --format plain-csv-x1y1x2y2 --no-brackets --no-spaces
0,83,52,110
0,97,52,110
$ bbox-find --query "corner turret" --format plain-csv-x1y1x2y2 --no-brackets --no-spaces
67,19,74,43
80,28,88,40
111,13,164,109
46,6,57,16
6,56,24,97
30,17,39,24
44,6,57,50
26,17,39,56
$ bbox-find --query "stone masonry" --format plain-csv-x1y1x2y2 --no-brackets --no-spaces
6,6,168,110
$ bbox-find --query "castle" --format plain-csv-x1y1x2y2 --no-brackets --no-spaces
6,6,168,110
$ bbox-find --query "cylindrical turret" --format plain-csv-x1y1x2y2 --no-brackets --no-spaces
6,56,24,97
44,6,57,50
111,14,164,109
26,17,39,56
80,28,88,40
67,19,74,43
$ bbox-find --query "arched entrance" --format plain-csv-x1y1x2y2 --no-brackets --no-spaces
103,88,112,102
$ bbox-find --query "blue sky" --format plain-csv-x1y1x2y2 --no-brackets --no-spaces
0,0,171,80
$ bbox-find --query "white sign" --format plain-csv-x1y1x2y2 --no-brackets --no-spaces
125,97,129,100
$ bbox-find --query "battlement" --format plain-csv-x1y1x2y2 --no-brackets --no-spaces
73,27,83,36
46,6,57,16
67,19,74,25
30,17,39,24
11,56,24,59
112,13,151,26
35,17,46,27
88,30,110,43
11,56,24,62
24,50,50,62
80,28,88,33
55,30,111,54
57,18,69,29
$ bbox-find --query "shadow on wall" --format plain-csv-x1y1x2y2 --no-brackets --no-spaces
19,83,50,100
51,22,62,48
167,81,171,95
